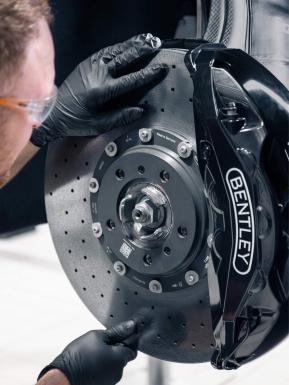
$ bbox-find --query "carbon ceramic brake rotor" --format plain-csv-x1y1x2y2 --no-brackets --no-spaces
45,49,216,363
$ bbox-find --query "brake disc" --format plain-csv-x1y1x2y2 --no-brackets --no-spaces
45,44,288,366
45,48,215,363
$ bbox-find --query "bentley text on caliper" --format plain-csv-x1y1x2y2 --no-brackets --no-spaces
226,168,255,276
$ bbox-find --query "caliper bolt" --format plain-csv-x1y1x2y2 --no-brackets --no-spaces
105,142,118,157
139,128,153,143
185,271,199,286
177,141,193,159
89,178,99,193
114,261,127,276
149,280,163,293
92,222,103,238
201,143,212,161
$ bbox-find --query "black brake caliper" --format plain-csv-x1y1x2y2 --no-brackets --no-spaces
186,44,289,369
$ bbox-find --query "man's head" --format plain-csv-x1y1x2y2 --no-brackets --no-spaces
0,0,55,182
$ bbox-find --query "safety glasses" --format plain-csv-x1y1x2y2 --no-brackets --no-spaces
0,85,58,125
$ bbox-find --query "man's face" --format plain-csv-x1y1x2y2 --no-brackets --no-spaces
0,18,55,182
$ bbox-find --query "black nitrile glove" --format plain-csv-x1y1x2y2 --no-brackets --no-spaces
31,33,165,147
38,320,138,385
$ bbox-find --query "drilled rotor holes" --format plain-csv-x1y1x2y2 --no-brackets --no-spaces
65,211,69,215
161,108,165,112
110,314,114,318
83,287,87,291
171,87,175,92
189,98,193,103
74,269,78,273
83,198,87,202
107,270,111,274
92,275,96,279
83,256,87,260
160,170,170,183
172,65,176,69
124,301,129,306
81,220,85,224
116,288,120,292
71,189,74,193
192,343,197,349
85,161,89,166
116,169,125,180
200,323,205,328
54,174,58,178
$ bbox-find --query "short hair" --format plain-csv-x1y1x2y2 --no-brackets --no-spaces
0,0,52,89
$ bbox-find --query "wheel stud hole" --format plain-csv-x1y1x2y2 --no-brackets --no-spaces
107,219,116,231
138,166,145,174
160,170,170,183
178,226,188,238
164,247,171,256
143,254,152,267
116,169,125,180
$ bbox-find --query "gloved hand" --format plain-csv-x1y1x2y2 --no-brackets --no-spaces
31,33,166,147
38,320,138,385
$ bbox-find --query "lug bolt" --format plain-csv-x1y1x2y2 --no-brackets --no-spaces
185,270,199,286
149,280,163,293
139,128,153,143
114,261,127,276
92,222,103,238
105,142,118,157
89,178,99,193
177,141,193,159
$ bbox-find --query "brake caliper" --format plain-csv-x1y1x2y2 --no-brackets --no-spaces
187,44,289,369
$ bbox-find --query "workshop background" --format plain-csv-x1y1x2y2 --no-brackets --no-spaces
0,1,288,384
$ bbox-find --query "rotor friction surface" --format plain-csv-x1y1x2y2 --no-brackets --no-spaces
45,49,215,363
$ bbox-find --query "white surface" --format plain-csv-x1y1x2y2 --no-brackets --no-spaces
0,224,288,385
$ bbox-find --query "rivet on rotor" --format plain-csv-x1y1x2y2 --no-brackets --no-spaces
149,280,163,293
89,178,99,193
177,141,193,159
105,142,118,157
139,128,153,143
185,271,199,286
92,222,103,238
113,261,127,276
